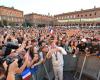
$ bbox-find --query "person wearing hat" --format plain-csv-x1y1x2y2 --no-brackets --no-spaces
77,38,87,53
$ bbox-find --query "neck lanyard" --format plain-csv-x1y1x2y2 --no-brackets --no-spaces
54,52,58,61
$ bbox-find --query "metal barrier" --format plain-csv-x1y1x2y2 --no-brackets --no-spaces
74,54,100,80
74,54,86,80
36,59,54,80
63,54,78,71
97,71,100,80
83,56,100,80
34,54,100,80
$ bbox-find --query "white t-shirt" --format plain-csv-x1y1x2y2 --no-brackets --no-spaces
51,46,67,67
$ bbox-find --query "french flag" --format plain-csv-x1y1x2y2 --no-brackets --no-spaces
21,68,32,80
50,29,54,35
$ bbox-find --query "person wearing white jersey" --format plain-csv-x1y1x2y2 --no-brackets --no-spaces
47,40,67,80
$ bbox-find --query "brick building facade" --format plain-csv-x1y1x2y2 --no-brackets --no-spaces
1,6,100,27
0,6,24,26
24,13,55,27
54,7,100,27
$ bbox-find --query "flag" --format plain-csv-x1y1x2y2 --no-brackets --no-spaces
30,66,38,74
21,68,31,80
50,29,54,35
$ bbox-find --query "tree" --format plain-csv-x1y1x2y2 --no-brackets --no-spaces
0,20,3,27
3,20,8,26
9,22,15,27
26,22,32,27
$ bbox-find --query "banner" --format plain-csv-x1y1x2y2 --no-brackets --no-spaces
58,17,100,23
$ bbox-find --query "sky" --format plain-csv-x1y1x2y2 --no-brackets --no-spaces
0,0,100,15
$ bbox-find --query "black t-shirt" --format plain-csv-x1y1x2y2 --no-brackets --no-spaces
77,43,87,52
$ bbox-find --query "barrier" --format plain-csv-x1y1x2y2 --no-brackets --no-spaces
36,64,45,80
36,59,54,80
74,54,100,80
43,64,50,80
74,54,86,80
83,56,100,80
63,54,78,71
97,71,100,80
22,54,100,80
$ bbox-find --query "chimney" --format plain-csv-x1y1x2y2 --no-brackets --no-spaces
94,6,96,9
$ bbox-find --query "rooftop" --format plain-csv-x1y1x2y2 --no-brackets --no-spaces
55,7,100,16
0,6,23,13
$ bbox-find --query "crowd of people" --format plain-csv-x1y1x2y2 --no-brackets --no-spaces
0,26,100,80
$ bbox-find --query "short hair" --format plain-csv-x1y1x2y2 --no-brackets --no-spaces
48,39,54,45
40,45,48,51
92,38,98,42
31,39,37,43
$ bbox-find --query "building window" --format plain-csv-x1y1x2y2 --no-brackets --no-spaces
70,16,72,18
94,12,96,15
77,15,79,17
73,15,76,18
65,16,66,19
90,14,92,16
85,14,87,17
87,24,90,26
83,23,85,26
91,24,93,26
67,16,69,18
81,15,83,17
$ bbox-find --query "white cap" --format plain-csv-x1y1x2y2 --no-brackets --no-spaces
81,38,87,42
